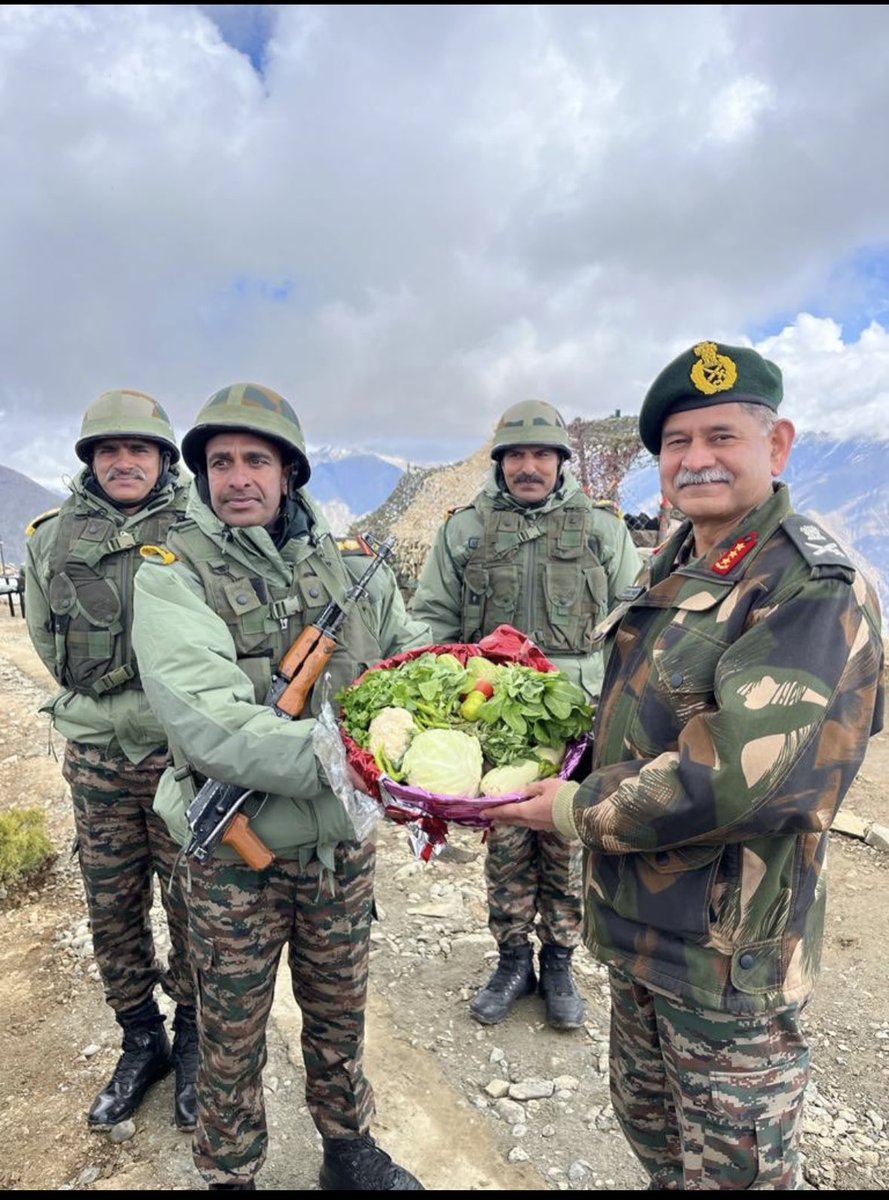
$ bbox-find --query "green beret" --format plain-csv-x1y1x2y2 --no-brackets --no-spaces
639,340,783,455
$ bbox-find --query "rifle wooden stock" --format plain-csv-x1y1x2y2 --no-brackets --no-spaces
221,811,275,870
273,630,338,718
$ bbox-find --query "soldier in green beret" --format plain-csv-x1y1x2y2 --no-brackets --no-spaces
482,342,885,1189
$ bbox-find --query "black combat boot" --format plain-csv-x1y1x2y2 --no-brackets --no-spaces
88,998,173,1127
171,1003,199,1131
320,1133,424,1190
538,943,586,1030
468,943,536,1026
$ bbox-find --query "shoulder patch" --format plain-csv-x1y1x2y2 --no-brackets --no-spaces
336,535,374,556
139,544,177,565
25,507,61,536
591,497,622,517
781,515,855,579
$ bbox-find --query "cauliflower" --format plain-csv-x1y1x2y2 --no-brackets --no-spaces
368,706,417,770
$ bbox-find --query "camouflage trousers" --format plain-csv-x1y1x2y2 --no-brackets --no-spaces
64,740,193,1014
186,839,377,1185
608,968,809,1190
484,822,582,949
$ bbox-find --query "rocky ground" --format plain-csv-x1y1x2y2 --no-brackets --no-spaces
1,607,888,1191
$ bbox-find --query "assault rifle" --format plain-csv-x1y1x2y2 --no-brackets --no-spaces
183,533,397,869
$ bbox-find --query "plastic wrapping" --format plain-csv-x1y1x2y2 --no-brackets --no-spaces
312,675,383,843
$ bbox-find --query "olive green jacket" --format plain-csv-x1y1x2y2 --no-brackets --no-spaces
132,486,431,866
24,468,189,764
409,465,643,700
552,484,885,1013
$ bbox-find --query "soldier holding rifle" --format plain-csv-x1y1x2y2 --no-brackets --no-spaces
132,384,430,1192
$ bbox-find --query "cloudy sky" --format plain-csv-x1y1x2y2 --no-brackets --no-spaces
2,3,889,489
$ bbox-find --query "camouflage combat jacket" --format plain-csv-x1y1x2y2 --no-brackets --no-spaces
410,466,642,700
24,469,189,763
132,487,431,865
560,483,885,1014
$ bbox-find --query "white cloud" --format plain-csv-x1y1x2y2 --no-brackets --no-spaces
1,4,889,490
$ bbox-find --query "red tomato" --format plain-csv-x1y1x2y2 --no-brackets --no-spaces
473,678,495,699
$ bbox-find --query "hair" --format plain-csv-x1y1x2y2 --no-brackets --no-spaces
742,402,778,434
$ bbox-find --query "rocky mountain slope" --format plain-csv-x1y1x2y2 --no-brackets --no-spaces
0,466,64,568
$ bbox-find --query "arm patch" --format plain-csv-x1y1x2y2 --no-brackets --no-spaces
781,515,855,581
336,535,374,556
25,507,60,536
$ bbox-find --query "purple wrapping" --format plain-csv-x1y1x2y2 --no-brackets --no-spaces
378,733,592,829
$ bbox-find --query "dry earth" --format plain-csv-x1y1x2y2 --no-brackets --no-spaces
1,606,888,1192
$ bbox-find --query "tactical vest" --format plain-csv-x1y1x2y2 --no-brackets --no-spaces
47,489,187,697
163,519,385,714
459,494,610,654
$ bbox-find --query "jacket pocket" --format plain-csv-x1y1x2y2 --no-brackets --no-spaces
611,845,724,940
630,625,726,754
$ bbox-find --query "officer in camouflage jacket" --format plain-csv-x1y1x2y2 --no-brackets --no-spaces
131,384,429,1192
24,390,198,1132
482,343,885,1190
411,400,642,1031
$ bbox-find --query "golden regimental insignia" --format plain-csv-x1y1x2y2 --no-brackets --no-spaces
690,341,738,395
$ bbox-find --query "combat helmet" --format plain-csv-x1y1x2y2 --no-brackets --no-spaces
490,399,573,460
181,383,311,487
75,389,180,464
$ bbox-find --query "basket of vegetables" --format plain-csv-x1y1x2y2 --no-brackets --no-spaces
336,624,593,839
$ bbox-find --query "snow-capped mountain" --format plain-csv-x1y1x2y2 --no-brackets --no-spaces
618,433,889,622
3,434,887,627
307,448,406,534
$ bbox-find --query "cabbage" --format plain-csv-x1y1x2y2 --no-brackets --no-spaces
480,759,541,796
401,728,483,797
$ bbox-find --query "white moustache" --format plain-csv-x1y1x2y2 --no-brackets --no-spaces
674,468,734,488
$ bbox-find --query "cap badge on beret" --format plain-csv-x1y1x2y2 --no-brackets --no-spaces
690,341,739,396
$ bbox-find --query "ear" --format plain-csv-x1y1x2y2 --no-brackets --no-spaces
769,418,795,476
281,463,291,496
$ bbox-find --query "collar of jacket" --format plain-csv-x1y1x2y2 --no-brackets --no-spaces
183,484,340,587
649,482,791,587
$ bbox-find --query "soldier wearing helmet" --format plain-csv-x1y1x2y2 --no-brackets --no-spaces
131,383,430,1192
411,399,643,1031
23,389,197,1133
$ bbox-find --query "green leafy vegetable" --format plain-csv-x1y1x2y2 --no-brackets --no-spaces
338,651,593,785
